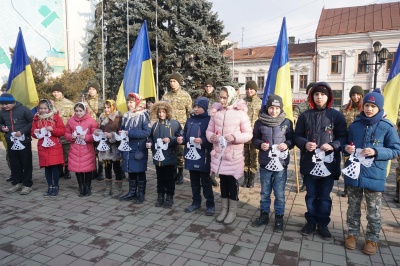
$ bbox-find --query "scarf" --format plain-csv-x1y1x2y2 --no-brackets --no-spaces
103,100,116,118
258,112,286,127
359,110,384,126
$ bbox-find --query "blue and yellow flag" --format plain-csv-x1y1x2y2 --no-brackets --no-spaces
383,43,400,125
116,20,156,113
262,17,293,121
7,28,38,112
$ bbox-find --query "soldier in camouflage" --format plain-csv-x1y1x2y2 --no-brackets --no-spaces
339,85,364,197
51,83,74,179
162,73,192,185
243,80,262,188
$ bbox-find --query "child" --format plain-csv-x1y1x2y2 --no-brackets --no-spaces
94,100,123,198
251,95,294,232
31,99,65,197
178,97,215,216
343,89,400,255
206,86,252,224
148,100,182,208
0,93,34,195
119,93,151,204
65,102,98,197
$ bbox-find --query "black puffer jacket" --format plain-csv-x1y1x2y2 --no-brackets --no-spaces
0,101,34,144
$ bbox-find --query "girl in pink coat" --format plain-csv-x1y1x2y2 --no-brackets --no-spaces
65,102,98,197
206,86,253,224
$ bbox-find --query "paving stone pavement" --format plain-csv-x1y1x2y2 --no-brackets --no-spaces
0,140,399,266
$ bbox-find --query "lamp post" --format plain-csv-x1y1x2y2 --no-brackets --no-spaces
360,41,389,89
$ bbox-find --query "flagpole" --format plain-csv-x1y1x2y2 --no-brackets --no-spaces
127,0,129,59
155,0,159,100
101,0,105,100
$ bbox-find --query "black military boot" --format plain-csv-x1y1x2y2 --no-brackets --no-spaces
176,168,184,185
97,161,104,181
394,181,399,203
64,166,71,179
246,171,255,188
251,210,269,227
241,171,249,187
341,184,348,197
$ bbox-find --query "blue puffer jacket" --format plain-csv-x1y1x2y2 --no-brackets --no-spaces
120,111,151,173
182,112,212,172
252,116,294,169
343,118,400,192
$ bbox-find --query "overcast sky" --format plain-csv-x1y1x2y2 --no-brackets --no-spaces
210,0,398,48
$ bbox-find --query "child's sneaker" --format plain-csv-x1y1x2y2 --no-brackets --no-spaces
7,183,23,193
43,186,52,198
50,186,59,198
20,186,33,195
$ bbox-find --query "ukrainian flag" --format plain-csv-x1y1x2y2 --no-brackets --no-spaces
383,43,400,125
262,17,293,121
6,28,38,112
116,20,156,113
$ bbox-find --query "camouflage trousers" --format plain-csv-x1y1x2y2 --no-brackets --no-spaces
396,157,400,182
61,137,70,165
244,143,258,174
347,186,382,242
177,145,184,169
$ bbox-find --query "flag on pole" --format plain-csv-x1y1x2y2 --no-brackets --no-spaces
261,17,293,121
116,20,156,113
383,43,400,125
7,28,38,112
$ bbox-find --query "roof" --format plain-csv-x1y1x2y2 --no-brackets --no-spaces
316,2,400,37
224,42,315,61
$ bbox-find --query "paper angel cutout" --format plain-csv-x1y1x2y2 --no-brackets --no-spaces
72,126,88,145
10,132,25,150
35,128,55,147
185,137,202,160
115,130,131,151
93,130,110,151
217,135,227,160
310,148,334,177
265,144,289,172
342,148,374,179
153,138,168,161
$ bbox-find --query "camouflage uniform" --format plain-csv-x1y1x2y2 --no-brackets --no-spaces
53,96,74,164
244,95,262,174
347,186,382,242
293,101,310,124
86,94,104,122
162,87,192,168
202,91,219,110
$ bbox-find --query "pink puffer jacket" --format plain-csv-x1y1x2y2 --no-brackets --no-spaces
206,100,253,180
65,112,98,173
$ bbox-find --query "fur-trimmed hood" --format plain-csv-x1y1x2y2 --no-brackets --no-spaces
308,82,334,109
150,100,173,120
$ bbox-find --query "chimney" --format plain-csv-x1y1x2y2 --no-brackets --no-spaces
248,48,254,55
289,36,295,44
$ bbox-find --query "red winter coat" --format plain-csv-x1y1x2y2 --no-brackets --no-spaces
65,112,98,173
31,113,65,167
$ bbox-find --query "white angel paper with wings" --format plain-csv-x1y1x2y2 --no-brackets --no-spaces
10,132,25,150
310,148,334,177
265,144,289,172
72,126,88,145
93,130,110,151
153,138,168,161
185,136,201,160
115,130,131,151
342,148,374,179
35,127,55,147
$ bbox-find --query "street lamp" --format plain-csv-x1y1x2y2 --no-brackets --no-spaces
360,41,389,89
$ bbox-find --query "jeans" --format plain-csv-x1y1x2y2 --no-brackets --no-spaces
189,170,215,208
304,175,334,227
259,167,287,215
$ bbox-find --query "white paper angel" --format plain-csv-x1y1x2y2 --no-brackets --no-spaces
115,130,131,151
217,135,227,160
93,130,110,151
35,127,55,147
342,148,374,179
153,138,168,161
310,148,334,177
72,126,88,145
10,132,25,150
185,136,202,160
265,144,289,171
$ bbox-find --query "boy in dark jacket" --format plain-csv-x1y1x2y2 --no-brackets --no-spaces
294,82,347,240
178,97,215,216
343,89,400,255
251,95,294,232
0,93,34,195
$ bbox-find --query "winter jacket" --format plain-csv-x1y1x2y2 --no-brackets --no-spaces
97,111,122,162
294,82,347,180
0,101,34,144
340,103,360,129
65,112,98,173
252,116,294,169
52,97,74,125
150,118,182,167
31,113,65,167
162,88,192,127
343,118,400,192
120,110,151,173
182,112,212,172
206,100,253,180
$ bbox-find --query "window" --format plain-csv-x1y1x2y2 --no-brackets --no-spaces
290,75,294,90
386,52,396,73
331,55,342,74
233,77,238,83
246,77,252,82
300,75,308,89
332,89,342,108
257,76,265,89
357,54,368,73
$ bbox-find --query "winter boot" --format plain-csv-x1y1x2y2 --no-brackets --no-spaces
112,180,123,198
210,173,219,187
103,179,112,196
246,171,255,188
241,171,249,187
155,193,165,207
59,165,65,178
176,168,184,185
44,186,52,198
341,184,348,197
136,181,146,204
223,199,238,225
64,165,71,179
164,194,174,208
394,181,399,203
300,175,306,192
97,161,104,180
274,215,284,232
76,173,85,197
216,198,229,223
84,172,92,196
50,186,59,197
251,210,270,227
120,179,137,201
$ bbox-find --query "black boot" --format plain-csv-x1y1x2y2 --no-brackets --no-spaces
120,179,137,201
241,171,249,187
176,168,184,185
76,173,84,197
300,175,306,192
164,194,174,208
84,172,92,196
394,181,399,203
64,165,71,179
136,181,146,204
210,173,219,187
274,215,284,232
97,161,104,180
155,193,165,207
246,172,255,188
59,165,65,178
251,210,269,227
341,184,348,197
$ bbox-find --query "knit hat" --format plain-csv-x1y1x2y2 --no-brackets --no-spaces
51,83,64,94
349,85,364,97
87,83,100,92
363,89,384,111
0,93,15,104
169,72,183,84
194,96,209,112
1,83,7,90
306,82,315,94
246,80,258,91
266,94,283,110
312,86,328,96
205,78,216,88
